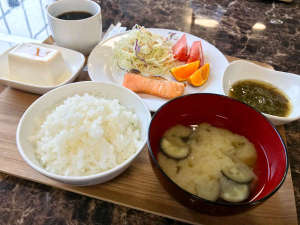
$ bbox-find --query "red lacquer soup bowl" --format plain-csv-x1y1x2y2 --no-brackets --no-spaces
147,93,288,214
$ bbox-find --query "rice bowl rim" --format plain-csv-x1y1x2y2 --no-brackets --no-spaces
16,81,151,182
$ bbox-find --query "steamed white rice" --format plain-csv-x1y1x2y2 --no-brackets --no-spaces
31,93,142,176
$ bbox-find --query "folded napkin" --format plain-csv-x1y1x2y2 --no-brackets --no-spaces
102,22,127,41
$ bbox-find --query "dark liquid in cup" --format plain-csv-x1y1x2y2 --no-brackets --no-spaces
57,11,93,20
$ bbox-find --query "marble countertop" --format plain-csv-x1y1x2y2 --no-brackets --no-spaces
0,0,299,224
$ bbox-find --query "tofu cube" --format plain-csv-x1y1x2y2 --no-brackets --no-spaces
8,43,69,86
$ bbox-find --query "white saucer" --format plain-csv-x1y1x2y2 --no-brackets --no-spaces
0,43,85,95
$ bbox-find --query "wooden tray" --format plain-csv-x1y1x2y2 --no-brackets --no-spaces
0,53,297,225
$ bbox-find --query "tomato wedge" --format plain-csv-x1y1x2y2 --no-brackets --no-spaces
187,41,204,66
172,34,189,62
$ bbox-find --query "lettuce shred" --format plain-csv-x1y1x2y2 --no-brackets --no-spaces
113,25,178,77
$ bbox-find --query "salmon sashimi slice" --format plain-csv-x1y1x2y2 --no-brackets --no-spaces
123,73,185,99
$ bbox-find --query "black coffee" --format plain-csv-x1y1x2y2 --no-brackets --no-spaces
57,11,93,20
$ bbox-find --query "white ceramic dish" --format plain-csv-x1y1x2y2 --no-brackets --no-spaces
88,28,229,111
223,60,300,125
16,81,151,186
0,43,85,95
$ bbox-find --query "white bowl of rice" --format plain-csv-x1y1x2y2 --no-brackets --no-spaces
16,81,151,186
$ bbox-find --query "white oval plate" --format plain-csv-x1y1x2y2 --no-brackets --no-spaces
0,43,85,95
88,28,229,111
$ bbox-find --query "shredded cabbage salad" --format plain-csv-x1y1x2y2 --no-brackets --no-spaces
113,25,179,78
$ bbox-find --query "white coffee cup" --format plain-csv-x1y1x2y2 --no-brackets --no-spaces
47,0,102,55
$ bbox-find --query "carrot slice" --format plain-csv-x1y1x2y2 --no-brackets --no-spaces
172,34,189,62
170,60,200,82
187,63,210,87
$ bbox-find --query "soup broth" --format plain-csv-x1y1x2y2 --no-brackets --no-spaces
158,123,257,203
229,79,291,117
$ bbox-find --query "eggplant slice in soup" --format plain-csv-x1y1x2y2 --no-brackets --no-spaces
220,175,250,202
222,162,255,184
160,125,192,160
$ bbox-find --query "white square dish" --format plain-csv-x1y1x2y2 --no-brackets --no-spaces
0,43,85,94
